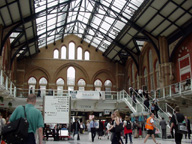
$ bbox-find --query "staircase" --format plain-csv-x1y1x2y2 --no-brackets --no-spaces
118,90,149,115
119,89,174,137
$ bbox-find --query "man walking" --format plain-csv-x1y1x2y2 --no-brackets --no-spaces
159,117,167,139
72,118,80,140
143,113,160,144
9,94,44,144
170,106,185,144
90,118,98,142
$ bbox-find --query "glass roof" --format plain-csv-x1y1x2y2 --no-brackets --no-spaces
35,0,144,52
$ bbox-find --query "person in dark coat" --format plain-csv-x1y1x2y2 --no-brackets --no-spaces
72,118,80,140
98,120,104,140
159,117,167,139
170,106,185,144
185,116,191,139
144,97,149,111
52,125,59,141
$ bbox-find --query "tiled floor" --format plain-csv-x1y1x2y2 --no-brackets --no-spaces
43,132,192,144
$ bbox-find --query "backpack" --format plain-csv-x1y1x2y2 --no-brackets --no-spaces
126,120,131,130
2,106,29,144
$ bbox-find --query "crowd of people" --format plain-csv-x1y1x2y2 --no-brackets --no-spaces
0,94,191,144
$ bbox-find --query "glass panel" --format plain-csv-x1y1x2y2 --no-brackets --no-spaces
53,49,59,59
104,80,112,86
56,78,64,85
68,42,75,60
34,0,145,52
28,77,37,84
39,77,47,85
78,79,86,86
77,47,82,60
67,67,75,85
61,46,66,59
84,51,90,60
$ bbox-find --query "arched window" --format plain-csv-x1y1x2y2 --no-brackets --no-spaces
77,47,82,60
84,51,90,60
104,80,112,87
78,79,86,91
28,77,36,94
67,66,75,90
56,78,64,96
39,77,48,97
155,61,160,88
143,68,148,90
94,79,102,91
53,49,59,59
69,42,75,60
104,80,112,99
61,46,66,59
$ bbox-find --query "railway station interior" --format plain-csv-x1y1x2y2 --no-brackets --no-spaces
0,0,192,143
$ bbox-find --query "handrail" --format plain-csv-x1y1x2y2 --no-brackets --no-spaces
121,90,150,114
128,88,150,111
156,78,192,99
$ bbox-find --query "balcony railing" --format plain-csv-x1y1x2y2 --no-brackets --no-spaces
15,88,119,100
155,78,192,99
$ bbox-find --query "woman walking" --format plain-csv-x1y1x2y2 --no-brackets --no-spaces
123,116,133,144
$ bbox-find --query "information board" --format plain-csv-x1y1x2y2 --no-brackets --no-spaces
44,96,70,124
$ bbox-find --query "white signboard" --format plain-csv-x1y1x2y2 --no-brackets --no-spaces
44,96,70,124
70,91,100,100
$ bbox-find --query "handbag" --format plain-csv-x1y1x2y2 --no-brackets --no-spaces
174,114,188,134
2,106,29,144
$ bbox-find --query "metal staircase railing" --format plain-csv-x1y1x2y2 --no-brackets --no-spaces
118,90,150,114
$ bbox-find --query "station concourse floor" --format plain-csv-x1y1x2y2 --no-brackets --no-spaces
44,132,192,144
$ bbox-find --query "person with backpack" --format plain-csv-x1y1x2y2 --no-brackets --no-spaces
123,116,133,144
9,94,44,144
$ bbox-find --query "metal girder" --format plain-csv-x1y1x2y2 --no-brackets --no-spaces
94,0,159,61
168,19,192,44
11,20,138,66
5,0,14,24
1,0,74,55
61,3,70,42
90,0,117,51
17,0,31,56
81,0,100,42
71,0,83,33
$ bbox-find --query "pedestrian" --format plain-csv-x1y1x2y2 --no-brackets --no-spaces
72,118,80,140
143,113,160,144
170,106,185,144
9,94,44,144
159,117,167,139
184,116,191,139
169,116,174,138
150,103,155,114
144,97,149,111
98,120,104,140
123,116,133,144
111,110,123,144
90,118,98,142
106,120,111,139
